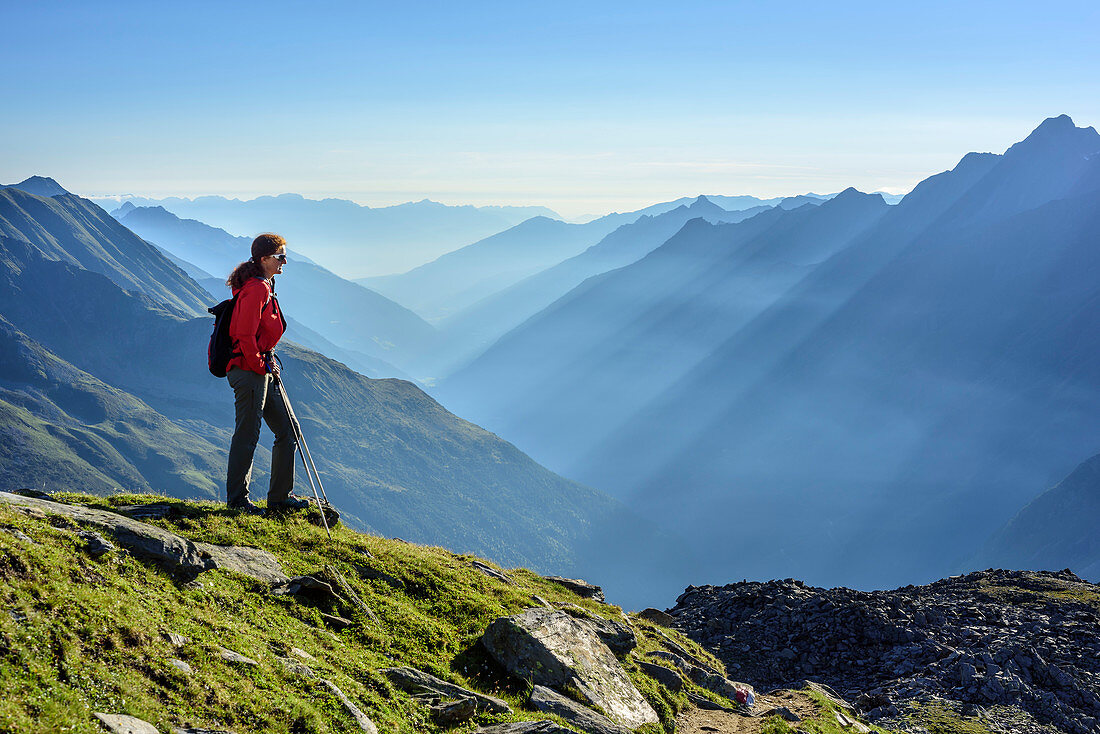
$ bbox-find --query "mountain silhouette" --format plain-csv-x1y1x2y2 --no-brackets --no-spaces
2,175,70,197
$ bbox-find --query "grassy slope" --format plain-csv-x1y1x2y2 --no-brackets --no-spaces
0,493,726,733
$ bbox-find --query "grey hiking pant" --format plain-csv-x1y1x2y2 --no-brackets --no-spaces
226,367,297,506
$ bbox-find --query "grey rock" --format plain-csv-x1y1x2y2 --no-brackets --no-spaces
481,608,658,728
116,503,174,520
303,497,341,529
0,526,34,543
93,713,159,734
834,709,871,733
635,659,682,691
276,656,315,679
1,493,207,571
217,647,258,666
958,662,978,684
644,649,748,704
321,612,353,629
652,630,720,675
803,681,850,710
476,723,573,734
763,706,801,722
290,647,317,662
576,615,636,655
429,697,477,726
79,531,115,556
529,685,632,734
542,575,605,602
272,574,336,600
381,666,512,713
168,658,192,675
471,560,513,584
164,632,189,647
320,679,378,733
194,543,287,583
637,608,675,626
11,489,53,500
0,493,285,582
667,569,1100,734
684,691,733,711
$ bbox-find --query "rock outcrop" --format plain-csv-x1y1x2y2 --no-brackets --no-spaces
481,608,659,728
528,685,631,734
380,666,512,714
667,569,1100,734
0,493,286,582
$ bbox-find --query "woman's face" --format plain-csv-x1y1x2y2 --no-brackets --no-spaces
262,247,286,278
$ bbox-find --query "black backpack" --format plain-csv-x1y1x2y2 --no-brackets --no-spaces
207,278,283,377
207,295,241,378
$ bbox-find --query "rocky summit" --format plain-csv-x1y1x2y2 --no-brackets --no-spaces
666,569,1100,733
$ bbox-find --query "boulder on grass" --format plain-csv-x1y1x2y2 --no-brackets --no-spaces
529,685,631,734
481,608,658,728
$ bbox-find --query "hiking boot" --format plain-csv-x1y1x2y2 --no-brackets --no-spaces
227,501,264,516
266,496,312,514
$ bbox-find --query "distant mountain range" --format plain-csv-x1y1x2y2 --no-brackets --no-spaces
438,115,1100,590
360,193,841,325
90,193,559,278
112,203,433,376
359,214,629,323
414,196,780,379
0,181,691,607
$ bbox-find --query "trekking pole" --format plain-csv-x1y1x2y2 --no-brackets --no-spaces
272,371,332,541
275,374,330,505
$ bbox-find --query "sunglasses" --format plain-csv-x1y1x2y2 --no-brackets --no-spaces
269,253,287,263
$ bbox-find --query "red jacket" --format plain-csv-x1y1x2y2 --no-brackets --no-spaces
228,277,286,375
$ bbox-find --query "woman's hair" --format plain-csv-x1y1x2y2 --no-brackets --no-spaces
226,233,287,290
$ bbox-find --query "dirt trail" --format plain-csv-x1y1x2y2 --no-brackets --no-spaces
676,690,819,733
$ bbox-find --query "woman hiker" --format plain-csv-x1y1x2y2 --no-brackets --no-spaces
223,233,310,514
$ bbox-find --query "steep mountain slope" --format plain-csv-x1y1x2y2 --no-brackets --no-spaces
975,453,1100,580
0,186,211,316
420,197,773,379
0,214,690,607
114,204,436,373
0,312,223,497
2,175,70,197
92,193,558,277
439,189,888,474
578,116,1100,588
360,215,629,322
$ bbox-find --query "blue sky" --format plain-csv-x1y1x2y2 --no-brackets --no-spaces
2,1,1098,217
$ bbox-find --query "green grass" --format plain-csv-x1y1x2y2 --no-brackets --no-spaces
901,700,997,734
974,575,1100,612
793,689,890,734
0,493,716,733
